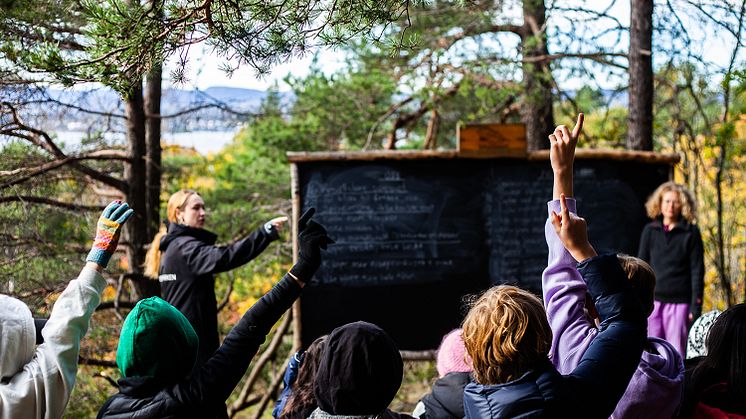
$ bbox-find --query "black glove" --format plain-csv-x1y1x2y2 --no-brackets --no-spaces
289,208,334,283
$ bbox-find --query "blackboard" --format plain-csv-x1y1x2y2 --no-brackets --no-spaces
295,156,671,350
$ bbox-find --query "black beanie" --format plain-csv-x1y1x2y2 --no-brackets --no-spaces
314,321,403,415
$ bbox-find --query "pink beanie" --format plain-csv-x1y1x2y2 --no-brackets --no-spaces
436,328,472,378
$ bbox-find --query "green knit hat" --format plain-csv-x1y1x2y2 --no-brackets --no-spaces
116,297,199,380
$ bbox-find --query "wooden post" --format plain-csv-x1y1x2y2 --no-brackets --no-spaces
290,162,302,350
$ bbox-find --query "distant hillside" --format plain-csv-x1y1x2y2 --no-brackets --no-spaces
24,86,276,133
10,85,626,135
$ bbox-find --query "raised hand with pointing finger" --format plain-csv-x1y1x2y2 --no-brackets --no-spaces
549,113,583,200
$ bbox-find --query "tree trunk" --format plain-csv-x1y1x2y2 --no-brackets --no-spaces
124,82,160,299
385,119,403,150
628,0,654,150
521,0,554,151
145,63,162,240
423,109,439,150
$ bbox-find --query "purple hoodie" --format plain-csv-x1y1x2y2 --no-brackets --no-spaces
542,198,684,419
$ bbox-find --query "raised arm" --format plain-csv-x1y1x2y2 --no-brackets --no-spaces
547,114,597,264
542,113,599,373
1,201,132,418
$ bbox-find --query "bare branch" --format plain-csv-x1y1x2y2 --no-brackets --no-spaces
0,196,104,212
1,102,128,190
96,300,137,310
217,271,237,313
78,356,116,368
523,52,628,69
21,98,126,119
93,372,120,389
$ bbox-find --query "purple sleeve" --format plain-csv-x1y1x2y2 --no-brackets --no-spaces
542,198,598,374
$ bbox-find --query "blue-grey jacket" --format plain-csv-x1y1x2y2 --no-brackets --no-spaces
463,254,646,418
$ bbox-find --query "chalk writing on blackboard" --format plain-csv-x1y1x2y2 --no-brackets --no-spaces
297,159,670,350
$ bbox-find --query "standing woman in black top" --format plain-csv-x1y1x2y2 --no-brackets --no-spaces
144,189,287,363
638,181,704,357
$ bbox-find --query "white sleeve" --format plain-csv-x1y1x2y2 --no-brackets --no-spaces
0,266,106,419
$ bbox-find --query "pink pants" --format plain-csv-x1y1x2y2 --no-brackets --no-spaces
648,300,689,357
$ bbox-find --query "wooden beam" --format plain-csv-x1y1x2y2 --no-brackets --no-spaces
286,149,680,164
287,150,460,162
528,149,680,164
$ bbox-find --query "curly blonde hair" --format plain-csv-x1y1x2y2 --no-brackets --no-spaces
644,181,696,222
461,285,552,385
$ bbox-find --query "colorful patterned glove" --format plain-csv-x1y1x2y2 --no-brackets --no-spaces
86,200,134,268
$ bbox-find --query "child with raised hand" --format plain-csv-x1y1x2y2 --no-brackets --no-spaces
0,200,134,419
541,114,684,418
97,208,334,418
461,113,647,418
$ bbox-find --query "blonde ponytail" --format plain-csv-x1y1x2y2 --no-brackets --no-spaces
144,224,167,279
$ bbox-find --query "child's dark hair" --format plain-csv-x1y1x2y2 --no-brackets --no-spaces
691,303,746,401
616,254,656,317
280,335,328,419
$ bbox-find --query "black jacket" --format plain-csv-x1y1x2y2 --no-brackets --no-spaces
419,372,470,419
97,275,301,419
463,254,646,418
638,220,704,313
159,222,277,362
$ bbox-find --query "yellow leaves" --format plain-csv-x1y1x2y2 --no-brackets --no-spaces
101,284,116,300
162,144,200,157
45,291,61,306
666,121,746,308
189,176,216,192
235,296,258,316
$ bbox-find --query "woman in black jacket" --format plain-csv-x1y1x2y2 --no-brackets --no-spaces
144,189,288,364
